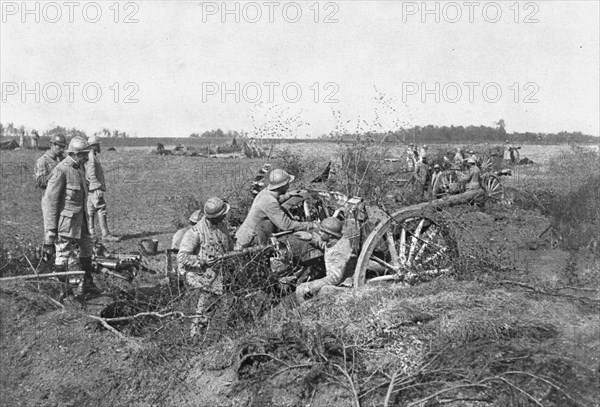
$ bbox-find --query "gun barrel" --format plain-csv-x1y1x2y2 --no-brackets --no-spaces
214,244,272,262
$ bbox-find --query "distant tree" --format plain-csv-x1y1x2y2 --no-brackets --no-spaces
44,126,68,138
495,119,506,136
113,130,119,138
189,133,200,138
102,128,111,137
68,128,87,138
0,122,3,137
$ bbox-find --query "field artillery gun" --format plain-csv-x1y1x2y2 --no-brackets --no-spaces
213,185,497,292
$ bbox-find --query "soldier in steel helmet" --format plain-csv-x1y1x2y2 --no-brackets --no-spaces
460,157,482,191
35,133,67,260
235,169,318,250
177,197,234,336
44,136,101,296
294,216,354,304
85,134,120,243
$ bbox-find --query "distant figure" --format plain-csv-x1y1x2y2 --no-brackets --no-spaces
406,144,416,171
430,164,442,197
18,129,25,149
453,147,464,169
414,156,431,199
419,145,429,163
460,157,481,191
30,130,40,149
157,143,165,154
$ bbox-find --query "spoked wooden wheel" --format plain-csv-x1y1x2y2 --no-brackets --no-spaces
354,210,458,287
479,156,493,173
481,174,504,202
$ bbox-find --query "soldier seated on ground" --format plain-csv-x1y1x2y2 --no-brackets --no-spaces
171,210,202,253
294,217,354,304
460,157,482,191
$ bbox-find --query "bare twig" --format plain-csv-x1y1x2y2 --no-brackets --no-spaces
383,369,399,407
334,363,361,407
406,383,490,407
87,315,142,349
100,311,206,323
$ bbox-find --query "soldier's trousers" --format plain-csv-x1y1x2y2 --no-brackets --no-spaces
87,189,109,237
55,226,94,268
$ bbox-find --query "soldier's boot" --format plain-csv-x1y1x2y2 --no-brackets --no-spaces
74,257,102,296
53,263,74,298
88,212,97,241
98,212,120,242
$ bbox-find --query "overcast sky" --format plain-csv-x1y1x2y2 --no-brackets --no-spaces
1,1,598,138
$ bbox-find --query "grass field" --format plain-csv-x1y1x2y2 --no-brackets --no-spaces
0,141,599,406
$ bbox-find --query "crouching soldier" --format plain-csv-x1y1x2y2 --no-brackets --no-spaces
294,217,353,304
177,198,233,337
44,137,101,296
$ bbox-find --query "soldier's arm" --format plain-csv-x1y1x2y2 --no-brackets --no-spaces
85,153,98,188
311,244,352,290
265,199,312,232
34,159,49,188
177,229,205,269
44,168,65,233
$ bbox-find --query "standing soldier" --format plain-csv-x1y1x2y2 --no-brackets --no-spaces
294,217,353,303
235,169,317,249
453,147,464,169
405,143,416,171
45,137,101,296
177,198,234,336
414,156,431,199
419,145,429,163
430,164,443,198
35,134,67,260
30,130,40,149
85,134,120,242
18,128,25,149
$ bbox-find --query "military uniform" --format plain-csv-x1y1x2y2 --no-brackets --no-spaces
296,236,353,303
35,150,64,189
178,215,233,336
461,165,482,190
44,156,94,267
235,188,313,249
85,150,109,239
414,161,430,198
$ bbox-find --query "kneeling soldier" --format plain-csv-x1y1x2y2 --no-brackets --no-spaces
177,198,233,336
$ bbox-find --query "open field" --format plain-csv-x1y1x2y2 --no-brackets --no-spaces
0,142,599,406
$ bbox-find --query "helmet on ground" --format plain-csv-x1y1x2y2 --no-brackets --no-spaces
51,134,67,147
204,197,230,219
320,217,343,238
66,137,91,154
189,210,202,223
268,169,295,190
466,157,476,165
88,134,100,146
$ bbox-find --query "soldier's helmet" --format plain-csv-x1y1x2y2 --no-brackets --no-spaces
87,134,100,146
268,169,295,190
51,134,67,147
66,137,92,154
466,157,476,165
204,197,230,219
189,210,202,224
320,217,343,239
433,164,441,170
